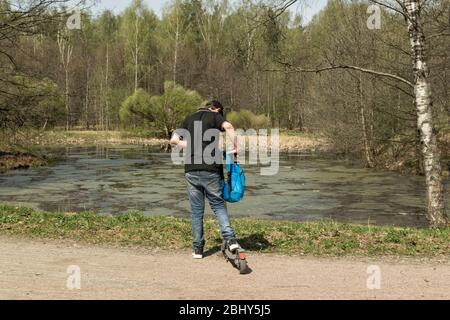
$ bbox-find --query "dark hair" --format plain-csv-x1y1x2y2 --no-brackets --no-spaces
206,100,224,116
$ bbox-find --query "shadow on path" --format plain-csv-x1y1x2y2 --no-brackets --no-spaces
203,234,272,275
204,233,272,258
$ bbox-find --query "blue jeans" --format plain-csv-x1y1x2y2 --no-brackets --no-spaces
185,171,236,250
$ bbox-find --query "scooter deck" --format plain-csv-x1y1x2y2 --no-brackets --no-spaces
221,242,248,274
222,247,246,261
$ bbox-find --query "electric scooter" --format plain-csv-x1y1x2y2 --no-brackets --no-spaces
221,240,248,274
221,151,248,274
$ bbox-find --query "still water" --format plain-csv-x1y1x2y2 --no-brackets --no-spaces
1,145,448,227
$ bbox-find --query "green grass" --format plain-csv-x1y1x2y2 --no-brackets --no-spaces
1,204,449,257
17,129,166,148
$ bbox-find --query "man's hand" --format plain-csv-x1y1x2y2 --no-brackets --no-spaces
170,133,187,148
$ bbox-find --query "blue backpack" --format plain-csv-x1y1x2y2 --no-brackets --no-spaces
223,153,245,203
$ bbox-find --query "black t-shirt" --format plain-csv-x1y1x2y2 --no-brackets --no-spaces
176,109,226,175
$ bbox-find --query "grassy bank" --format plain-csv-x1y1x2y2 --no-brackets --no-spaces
1,130,167,172
27,130,328,153
0,153,46,172
28,130,169,148
1,204,449,257
0,140,47,172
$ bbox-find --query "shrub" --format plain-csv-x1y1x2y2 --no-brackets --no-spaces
119,82,202,138
227,109,271,130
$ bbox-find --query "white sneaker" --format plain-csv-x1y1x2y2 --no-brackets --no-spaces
192,248,203,259
227,239,240,252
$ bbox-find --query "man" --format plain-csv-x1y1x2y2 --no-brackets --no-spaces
170,100,241,259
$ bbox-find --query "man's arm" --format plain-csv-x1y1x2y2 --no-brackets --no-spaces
170,133,187,148
222,121,238,153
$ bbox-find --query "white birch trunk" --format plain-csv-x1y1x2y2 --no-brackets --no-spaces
57,34,72,132
173,10,180,85
358,75,374,168
134,13,139,92
85,67,89,130
404,0,448,227
105,43,110,131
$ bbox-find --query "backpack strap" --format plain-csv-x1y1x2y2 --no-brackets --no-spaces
227,162,233,197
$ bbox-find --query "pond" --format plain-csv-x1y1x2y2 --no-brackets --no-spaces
0,145,448,227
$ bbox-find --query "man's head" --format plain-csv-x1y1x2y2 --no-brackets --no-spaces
206,100,224,116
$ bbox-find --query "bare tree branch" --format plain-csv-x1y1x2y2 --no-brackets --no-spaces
265,63,414,88
369,0,408,18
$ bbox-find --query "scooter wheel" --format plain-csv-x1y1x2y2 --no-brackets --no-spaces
238,258,248,274
237,252,248,274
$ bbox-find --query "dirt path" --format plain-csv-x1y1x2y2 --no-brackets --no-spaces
0,237,449,300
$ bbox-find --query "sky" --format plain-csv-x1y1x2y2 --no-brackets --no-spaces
91,0,328,25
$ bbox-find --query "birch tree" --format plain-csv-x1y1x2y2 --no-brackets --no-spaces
97,11,117,130
274,0,448,227
159,0,187,85
171,2,181,85
119,0,157,92
402,0,447,226
57,31,73,131
365,0,448,226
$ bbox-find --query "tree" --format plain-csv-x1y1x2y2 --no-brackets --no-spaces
119,0,157,92
57,31,73,131
402,0,447,226
0,0,71,132
159,0,191,85
271,0,448,227
119,88,153,125
97,10,118,130
31,78,65,130
1,75,64,132
120,81,202,138
227,109,271,130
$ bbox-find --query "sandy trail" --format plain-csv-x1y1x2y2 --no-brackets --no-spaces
0,237,449,300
